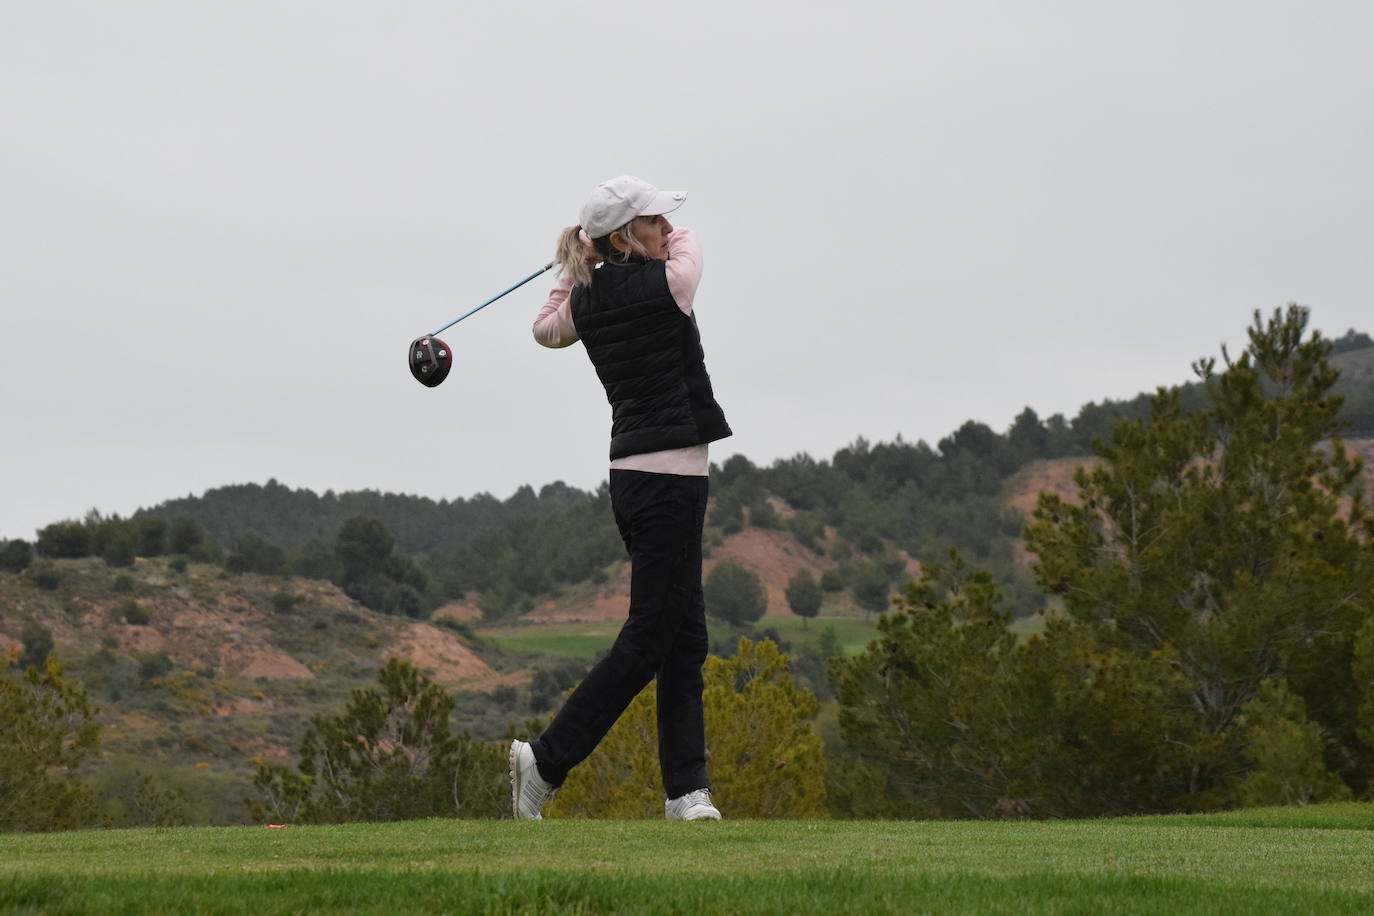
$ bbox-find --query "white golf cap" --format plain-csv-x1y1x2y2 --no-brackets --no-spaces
579,176,687,239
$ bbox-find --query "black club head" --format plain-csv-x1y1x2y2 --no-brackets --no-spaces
409,335,452,387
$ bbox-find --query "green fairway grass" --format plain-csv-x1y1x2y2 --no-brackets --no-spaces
3,805,1373,914
476,622,622,658
478,614,1044,661
478,616,880,659
475,623,621,659
750,615,879,654
1007,613,1048,644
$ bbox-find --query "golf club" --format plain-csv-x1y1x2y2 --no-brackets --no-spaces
408,260,555,387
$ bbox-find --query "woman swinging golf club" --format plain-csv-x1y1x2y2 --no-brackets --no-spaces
509,176,732,821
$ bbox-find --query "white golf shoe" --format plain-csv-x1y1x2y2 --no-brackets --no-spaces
665,788,721,821
509,739,556,820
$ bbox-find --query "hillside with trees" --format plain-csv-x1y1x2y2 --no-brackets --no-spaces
0,554,552,826
3,310,1374,828
113,327,1374,621
833,309,1374,815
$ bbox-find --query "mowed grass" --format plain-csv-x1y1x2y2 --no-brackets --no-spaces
479,613,1046,659
476,622,623,658
1008,613,1047,642
3,805,1374,914
479,615,881,659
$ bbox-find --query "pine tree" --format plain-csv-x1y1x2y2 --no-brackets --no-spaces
831,557,1200,818
18,623,54,672
832,308,1374,817
785,570,822,626
0,539,33,573
704,560,767,624
1235,680,1351,806
247,658,506,823
1025,306,1374,801
0,658,101,831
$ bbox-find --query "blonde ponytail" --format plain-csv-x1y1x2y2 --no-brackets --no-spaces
556,215,657,287
555,226,594,288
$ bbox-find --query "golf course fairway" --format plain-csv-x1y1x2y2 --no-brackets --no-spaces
3,804,1373,914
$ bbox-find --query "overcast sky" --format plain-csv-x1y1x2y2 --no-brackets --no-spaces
2,1,1371,540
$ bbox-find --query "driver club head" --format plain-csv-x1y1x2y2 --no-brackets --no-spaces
409,335,452,388
411,261,555,390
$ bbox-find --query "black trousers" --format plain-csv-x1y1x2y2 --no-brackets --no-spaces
530,469,710,800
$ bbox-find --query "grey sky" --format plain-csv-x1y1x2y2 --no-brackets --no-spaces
2,1,1371,540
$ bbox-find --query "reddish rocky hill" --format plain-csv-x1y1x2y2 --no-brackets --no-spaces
0,555,523,810
524,527,838,623
704,527,836,617
0,560,503,689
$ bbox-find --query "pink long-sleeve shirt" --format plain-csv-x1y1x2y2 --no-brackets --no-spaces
533,228,710,476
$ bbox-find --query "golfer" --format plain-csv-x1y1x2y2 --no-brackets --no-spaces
509,176,732,821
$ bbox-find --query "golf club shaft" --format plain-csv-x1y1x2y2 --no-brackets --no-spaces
431,261,556,336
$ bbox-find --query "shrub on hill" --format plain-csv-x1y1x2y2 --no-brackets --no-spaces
36,521,90,558
380,583,424,618
785,571,822,625
291,538,337,580
18,623,54,672
99,529,137,568
270,591,300,614
29,561,60,591
137,652,174,681
225,532,287,575
133,516,168,557
848,562,895,616
168,517,218,561
1330,328,1373,355
117,598,149,625
247,658,506,823
90,756,198,828
331,516,436,616
0,539,33,572
705,561,766,625
336,517,394,584
747,498,780,529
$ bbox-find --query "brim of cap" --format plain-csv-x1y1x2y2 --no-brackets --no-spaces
638,189,688,217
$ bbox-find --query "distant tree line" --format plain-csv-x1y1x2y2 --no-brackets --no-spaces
427,485,623,620
10,510,436,618
1331,328,1374,355
143,479,588,555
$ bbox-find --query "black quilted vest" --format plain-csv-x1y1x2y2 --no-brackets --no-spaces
571,257,732,461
